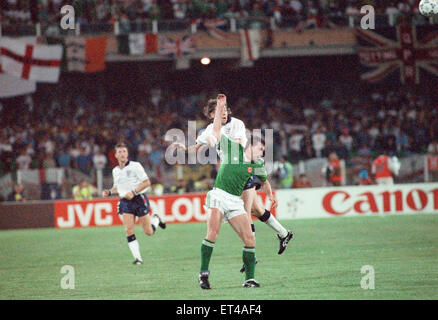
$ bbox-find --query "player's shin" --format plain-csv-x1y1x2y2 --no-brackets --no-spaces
127,234,142,262
150,215,159,234
258,210,288,238
201,239,215,272
242,247,256,280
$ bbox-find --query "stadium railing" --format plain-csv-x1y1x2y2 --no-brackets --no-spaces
1,13,437,37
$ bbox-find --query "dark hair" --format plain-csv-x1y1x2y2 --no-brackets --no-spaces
114,142,128,151
246,133,265,149
203,98,232,120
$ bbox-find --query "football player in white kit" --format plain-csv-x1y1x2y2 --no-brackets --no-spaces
102,142,166,265
172,97,293,269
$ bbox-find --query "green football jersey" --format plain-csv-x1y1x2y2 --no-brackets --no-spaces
214,135,267,196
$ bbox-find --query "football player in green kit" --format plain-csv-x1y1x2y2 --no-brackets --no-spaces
199,94,274,289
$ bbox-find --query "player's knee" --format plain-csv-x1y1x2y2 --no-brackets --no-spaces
144,225,155,236
125,227,135,236
206,230,219,242
243,234,256,247
251,206,263,217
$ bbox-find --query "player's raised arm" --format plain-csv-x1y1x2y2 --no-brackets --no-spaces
210,94,226,145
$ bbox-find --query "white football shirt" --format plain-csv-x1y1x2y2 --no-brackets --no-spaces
112,161,149,198
196,117,247,158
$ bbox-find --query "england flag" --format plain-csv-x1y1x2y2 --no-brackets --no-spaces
0,38,63,83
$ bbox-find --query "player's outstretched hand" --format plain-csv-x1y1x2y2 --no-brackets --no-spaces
102,189,110,197
269,194,278,209
217,94,226,110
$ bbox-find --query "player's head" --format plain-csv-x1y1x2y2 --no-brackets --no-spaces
114,142,129,163
203,98,232,124
246,135,265,161
329,152,338,161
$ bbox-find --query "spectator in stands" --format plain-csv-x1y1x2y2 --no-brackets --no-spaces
170,179,186,194
16,149,32,170
312,128,326,158
358,169,373,185
427,139,438,155
325,152,343,186
278,156,294,188
7,183,26,202
57,149,72,168
92,148,108,171
293,173,312,188
386,1,400,26
339,128,353,152
288,129,304,160
72,179,96,201
76,147,92,174
42,152,57,169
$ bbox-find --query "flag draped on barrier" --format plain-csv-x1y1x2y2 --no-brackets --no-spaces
355,25,438,84
158,35,195,59
118,33,158,55
65,36,107,73
0,38,63,83
239,29,262,65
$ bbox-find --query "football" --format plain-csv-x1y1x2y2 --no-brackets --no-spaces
419,0,438,17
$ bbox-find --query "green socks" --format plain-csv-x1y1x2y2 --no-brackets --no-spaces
243,247,256,280
201,239,215,271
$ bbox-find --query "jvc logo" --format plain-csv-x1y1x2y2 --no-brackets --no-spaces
57,203,113,228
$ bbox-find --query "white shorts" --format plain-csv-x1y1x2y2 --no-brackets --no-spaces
375,177,394,185
205,188,247,223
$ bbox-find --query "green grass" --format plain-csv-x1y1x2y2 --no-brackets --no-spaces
0,214,437,300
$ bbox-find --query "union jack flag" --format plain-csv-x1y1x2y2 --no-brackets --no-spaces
191,18,230,40
355,25,438,84
158,35,195,59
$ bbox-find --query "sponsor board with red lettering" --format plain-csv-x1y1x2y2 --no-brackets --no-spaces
54,192,275,228
276,183,438,220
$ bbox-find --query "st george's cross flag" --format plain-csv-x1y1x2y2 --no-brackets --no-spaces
0,38,63,83
239,29,262,64
0,37,36,98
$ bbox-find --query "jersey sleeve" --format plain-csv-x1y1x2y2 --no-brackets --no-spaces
196,125,214,146
232,119,248,147
135,162,149,181
112,168,118,189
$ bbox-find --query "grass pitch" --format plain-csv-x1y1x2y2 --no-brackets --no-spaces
0,214,437,300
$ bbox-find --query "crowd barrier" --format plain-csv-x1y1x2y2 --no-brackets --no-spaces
1,183,437,230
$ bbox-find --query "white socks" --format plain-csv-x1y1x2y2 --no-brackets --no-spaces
259,210,288,238
151,215,159,231
127,235,142,262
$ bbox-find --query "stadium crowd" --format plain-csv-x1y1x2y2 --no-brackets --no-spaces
1,86,437,183
0,0,428,30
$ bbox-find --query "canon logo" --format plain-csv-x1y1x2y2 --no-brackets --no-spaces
322,188,438,216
